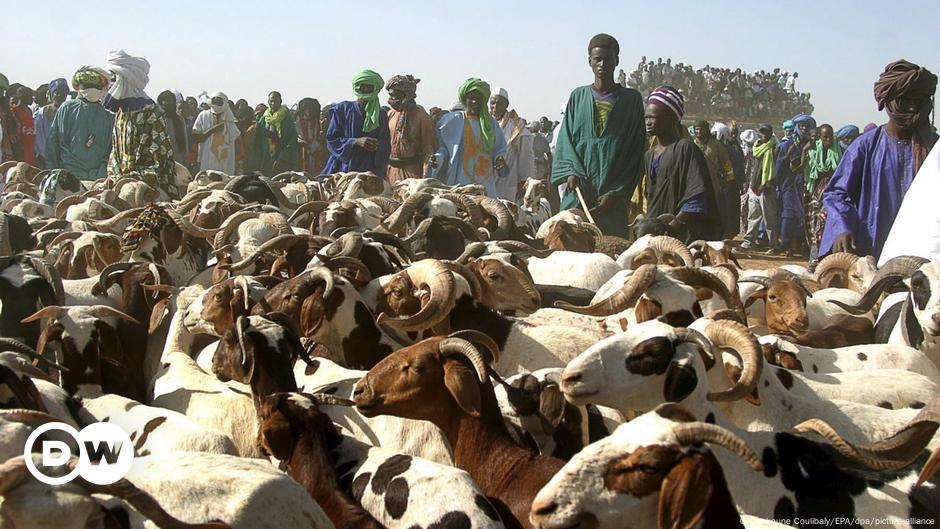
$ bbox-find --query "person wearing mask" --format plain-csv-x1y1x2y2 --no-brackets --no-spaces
33,78,68,168
323,70,391,177
821,60,938,259
385,75,435,183
157,90,189,170
192,92,240,175
249,91,299,176
45,67,114,180
104,49,179,198
836,124,859,150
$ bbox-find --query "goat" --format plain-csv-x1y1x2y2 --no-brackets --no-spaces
354,332,565,529
815,251,878,294
0,255,64,346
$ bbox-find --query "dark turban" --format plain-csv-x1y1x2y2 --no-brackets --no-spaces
588,34,619,54
386,74,419,97
873,59,937,111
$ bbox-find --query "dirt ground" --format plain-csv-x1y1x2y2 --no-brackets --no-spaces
724,240,810,271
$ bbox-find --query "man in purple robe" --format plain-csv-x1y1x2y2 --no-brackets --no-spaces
322,69,391,177
820,60,938,259
774,113,814,256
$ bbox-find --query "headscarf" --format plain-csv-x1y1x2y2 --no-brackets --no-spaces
806,139,843,193
0,73,8,91
739,129,758,145
752,136,778,187
836,125,859,140
791,114,816,138
48,78,68,96
173,90,183,103
873,59,938,171
711,122,732,142
105,49,150,100
646,85,684,121
206,91,239,161
352,69,384,133
72,67,109,89
458,78,495,153
782,120,795,132
386,74,419,138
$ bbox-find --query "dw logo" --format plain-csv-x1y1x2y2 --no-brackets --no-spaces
24,422,134,485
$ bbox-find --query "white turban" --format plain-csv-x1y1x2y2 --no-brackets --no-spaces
740,129,758,145
493,87,509,103
106,49,150,100
711,122,732,142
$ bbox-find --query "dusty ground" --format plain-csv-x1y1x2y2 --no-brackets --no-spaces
725,240,810,271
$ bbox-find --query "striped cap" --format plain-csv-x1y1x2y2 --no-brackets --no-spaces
647,86,684,121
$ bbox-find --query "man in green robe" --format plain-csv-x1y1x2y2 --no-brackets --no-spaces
45,67,114,180
551,33,646,237
248,91,299,175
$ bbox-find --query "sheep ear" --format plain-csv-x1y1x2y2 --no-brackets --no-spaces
658,451,713,529
539,384,567,428
663,359,698,403
444,361,481,417
743,288,767,309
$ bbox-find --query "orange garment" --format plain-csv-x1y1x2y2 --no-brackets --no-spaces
386,104,436,183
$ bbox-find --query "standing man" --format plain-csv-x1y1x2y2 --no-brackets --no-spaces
249,91,299,176
323,70,390,177
385,74,434,183
489,87,535,201
158,90,189,170
33,78,68,168
775,113,815,256
692,120,731,236
431,78,508,196
10,86,37,165
192,92,240,175
45,67,114,180
821,60,938,259
742,124,780,251
551,34,645,237
296,97,322,175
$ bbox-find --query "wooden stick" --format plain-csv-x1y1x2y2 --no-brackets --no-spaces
575,186,597,225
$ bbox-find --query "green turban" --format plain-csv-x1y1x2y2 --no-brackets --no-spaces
458,78,495,154
0,73,8,91
352,69,384,133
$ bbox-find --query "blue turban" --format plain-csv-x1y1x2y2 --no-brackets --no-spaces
836,125,859,140
792,114,817,137
48,78,68,95
782,119,795,131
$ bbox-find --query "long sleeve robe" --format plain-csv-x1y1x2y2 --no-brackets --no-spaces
249,113,299,176
820,125,938,258
322,100,390,177
550,85,645,237
879,142,940,264
644,139,721,241
387,104,435,183
431,111,508,196
494,111,536,201
44,98,114,180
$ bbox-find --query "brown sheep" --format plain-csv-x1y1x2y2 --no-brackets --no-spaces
353,332,564,529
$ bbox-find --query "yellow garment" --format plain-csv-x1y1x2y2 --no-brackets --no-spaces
593,99,614,136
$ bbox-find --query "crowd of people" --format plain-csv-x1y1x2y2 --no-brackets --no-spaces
1,39,936,267
622,57,815,122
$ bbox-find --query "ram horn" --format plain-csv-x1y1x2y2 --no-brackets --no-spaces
29,257,65,306
0,338,68,372
286,200,329,226
0,409,63,425
475,197,514,239
440,193,485,227
456,242,487,264
385,192,434,235
829,255,930,315
222,234,311,271
492,240,553,259
91,206,146,232
555,264,657,316
377,260,457,331
324,231,364,258
363,231,415,262
440,260,482,299
309,393,356,407
171,189,214,214
739,275,773,289
265,213,293,236
702,320,763,402
707,265,740,295
236,315,249,366
306,267,335,299
447,329,502,364
165,208,221,239
439,337,491,383
20,306,64,323
232,275,252,311
212,211,260,249
814,252,859,289
672,328,715,364
666,267,746,319
93,261,135,296
648,236,695,267
320,256,373,284
0,457,31,496
47,231,83,250
365,196,401,214
264,179,305,210
89,305,141,325
53,194,85,219
672,421,764,471
919,447,940,486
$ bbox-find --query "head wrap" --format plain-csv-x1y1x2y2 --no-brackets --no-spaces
740,129,759,145
385,74,419,98
458,78,495,153
72,66,109,90
0,73,8,91
492,87,509,103
758,123,774,135
863,122,877,133
588,33,619,54
791,114,816,139
48,78,69,96
836,125,859,140
173,90,183,103
105,49,150,100
782,119,795,131
874,60,937,111
646,86,684,121
352,69,384,133
711,122,732,142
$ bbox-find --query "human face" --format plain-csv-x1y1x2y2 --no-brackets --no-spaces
356,84,375,103
694,125,710,142
387,88,407,111
158,93,176,114
758,129,772,142
820,127,834,148
644,103,674,137
464,90,484,116
589,46,618,84
488,95,508,119
841,133,858,146
14,87,33,107
268,92,282,111
798,122,811,136
51,87,68,107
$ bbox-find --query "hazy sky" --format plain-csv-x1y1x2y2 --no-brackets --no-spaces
3,0,938,128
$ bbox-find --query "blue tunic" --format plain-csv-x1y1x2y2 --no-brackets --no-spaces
431,111,508,197
775,138,806,246
819,125,935,258
322,100,391,177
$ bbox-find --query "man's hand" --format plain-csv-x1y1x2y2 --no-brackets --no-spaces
590,194,615,216
494,156,506,171
832,233,857,254
566,175,580,191
355,137,379,152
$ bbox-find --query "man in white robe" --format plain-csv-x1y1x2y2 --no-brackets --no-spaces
879,142,940,264
489,87,535,202
191,92,240,175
